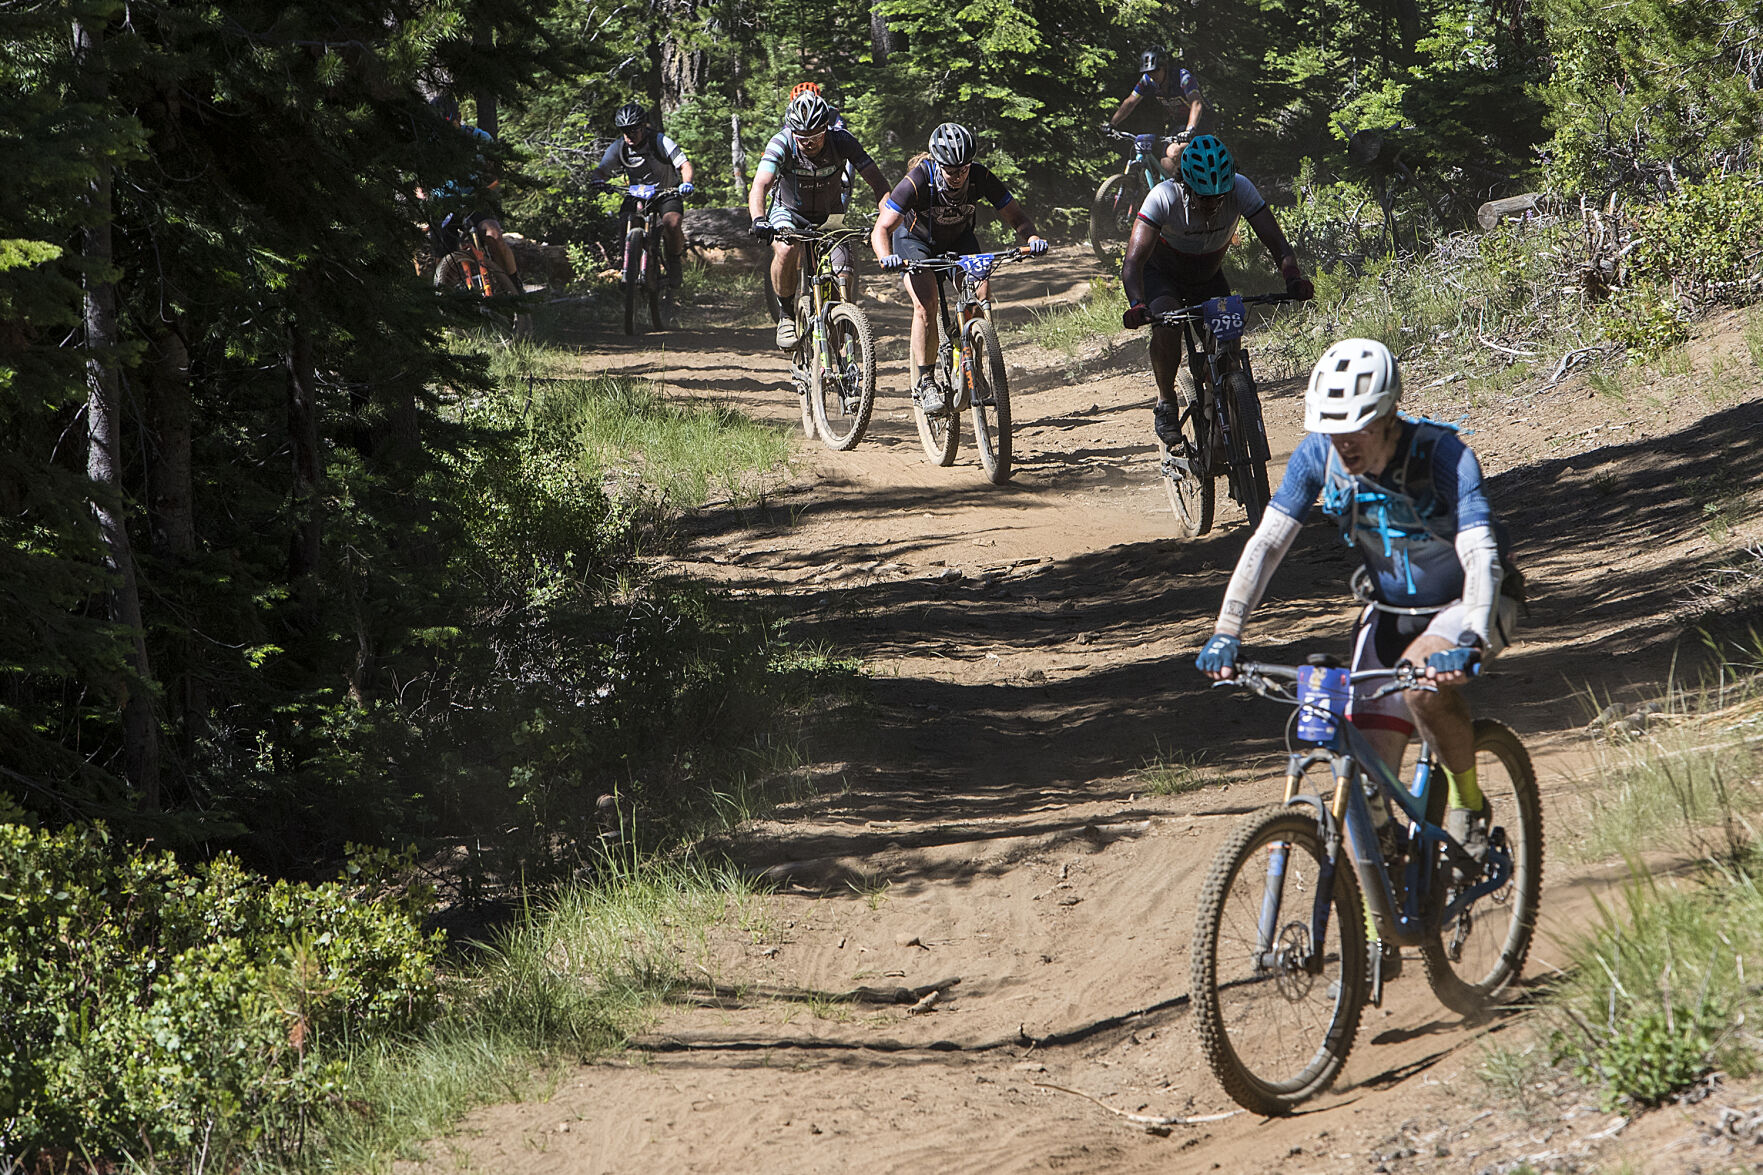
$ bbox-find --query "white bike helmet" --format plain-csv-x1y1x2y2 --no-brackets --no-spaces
1304,338,1402,433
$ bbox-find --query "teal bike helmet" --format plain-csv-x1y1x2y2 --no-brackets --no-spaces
1179,134,1235,197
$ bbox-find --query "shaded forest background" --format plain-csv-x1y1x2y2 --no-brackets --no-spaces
3,0,1761,872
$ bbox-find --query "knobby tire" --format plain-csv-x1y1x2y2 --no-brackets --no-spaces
1164,372,1215,537
811,302,877,451
646,238,670,331
1223,370,1270,528
915,336,961,466
622,230,643,336
1418,720,1544,1017
965,319,1012,483
1090,173,1146,264
1192,805,1368,1116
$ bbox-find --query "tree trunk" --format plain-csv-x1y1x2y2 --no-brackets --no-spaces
75,15,161,808
658,0,706,113
286,315,322,623
871,1,904,63
143,322,206,769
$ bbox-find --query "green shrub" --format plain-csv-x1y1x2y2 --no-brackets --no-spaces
0,824,440,1161
1570,1004,1717,1109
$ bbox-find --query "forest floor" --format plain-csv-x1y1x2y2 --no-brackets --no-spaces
401,246,1763,1174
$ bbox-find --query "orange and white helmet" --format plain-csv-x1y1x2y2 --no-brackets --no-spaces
789,81,823,101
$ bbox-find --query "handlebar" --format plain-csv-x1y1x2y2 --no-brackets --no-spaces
1143,292,1302,328
1101,126,1185,149
593,181,683,202
902,248,1039,278
773,224,870,246
1221,659,1438,702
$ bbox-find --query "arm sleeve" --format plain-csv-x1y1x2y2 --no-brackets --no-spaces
1215,510,1302,637
658,133,689,168
975,165,1014,210
1177,67,1201,102
594,141,621,177
1134,180,1172,230
833,129,873,171
1233,175,1267,220
1455,525,1502,643
884,166,923,216
757,131,788,176
1132,73,1157,97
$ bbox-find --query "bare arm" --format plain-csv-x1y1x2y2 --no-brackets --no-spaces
1109,91,1142,129
679,157,696,185
998,200,1042,244
871,203,904,260
1245,205,1302,282
856,162,890,204
1184,93,1204,134
1121,216,1160,306
747,169,775,221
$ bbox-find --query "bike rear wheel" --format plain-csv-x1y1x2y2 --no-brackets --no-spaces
965,319,1012,483
1089,173,1146,264
811,302,877,451
1163,375,1215,537
1192,805,1368,1116
1419,720,1544,1017
1222,370,1271,528
622,231,643,336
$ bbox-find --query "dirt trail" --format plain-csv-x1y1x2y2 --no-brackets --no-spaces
404,250,1763,1174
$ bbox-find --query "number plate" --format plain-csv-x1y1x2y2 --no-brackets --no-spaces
958,253,998,281
628,183,658,200
1202,295,1246,343
1135,134,1159,153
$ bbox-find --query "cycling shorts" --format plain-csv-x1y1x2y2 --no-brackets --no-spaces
766,206,854,274
890,226,982,264
1143,260,1229,313
431,210,501,258
621,194,685,227
1345,596,1521,734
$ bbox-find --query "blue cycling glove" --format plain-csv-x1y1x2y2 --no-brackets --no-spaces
678,181,695,197
1028,237,1049,256
1426,642,1483,677
880,254,906,271
1196,633,1241,675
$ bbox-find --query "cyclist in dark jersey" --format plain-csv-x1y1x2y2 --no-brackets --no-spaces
1197,339,1520,878
870,122,1049,416
590,101,696,283
1120,134,1313,448
747,91,889,349
1108,46,1204,176
419,94,522,288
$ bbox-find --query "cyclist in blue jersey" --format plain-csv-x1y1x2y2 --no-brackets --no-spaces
1121,135,1313,449
747,91,890,349
1196,339,1522,876
870,122,1049,417
419,94,522,288
1108,46,1204,176
590,101,697,284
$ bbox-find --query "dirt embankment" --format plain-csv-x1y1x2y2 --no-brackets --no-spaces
402,250,1763,1175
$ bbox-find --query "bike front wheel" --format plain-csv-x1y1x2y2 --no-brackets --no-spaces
1192,805,1368,1116
622,231,643,336
1222,370,1271,528
811,302,877,451
1419,719,1544,1017
1163,374,1215,537
647,239,672,330
964,320,1012,483
1089,173,1146,264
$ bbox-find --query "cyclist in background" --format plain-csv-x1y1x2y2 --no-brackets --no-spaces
1120,134,1313,448
419,93,523,289
870,122,1050,417
1196,339,1521,877
1108,46,1204,176
748,90,889,347
590,101,696,285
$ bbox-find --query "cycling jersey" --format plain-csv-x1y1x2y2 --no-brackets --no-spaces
884,159,1015,246
1122,66,1202,133
1135,175,1266,283
595,130,689,188
1270,419,1500,610
758,127,874,218
431,124,496,204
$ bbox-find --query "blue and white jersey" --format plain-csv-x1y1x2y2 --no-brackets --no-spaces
1270,419,1499,608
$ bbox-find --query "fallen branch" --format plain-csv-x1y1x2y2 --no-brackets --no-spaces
1033,1081,1242,1132
1478,336,1540,358
1546,345,1607,385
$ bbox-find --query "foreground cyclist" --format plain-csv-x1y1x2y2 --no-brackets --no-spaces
590,102,696,284
1121,135,1313,449
1107,45,1204,176
1196,339,1520,873
747,91,890,349
870,122,1049,417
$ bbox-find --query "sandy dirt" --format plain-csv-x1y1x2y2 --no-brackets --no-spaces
401,249,1763,1174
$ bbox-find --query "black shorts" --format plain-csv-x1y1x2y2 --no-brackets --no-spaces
622,194,685,228
431,209,500,257
891,226,983,263
1143,260,1229,312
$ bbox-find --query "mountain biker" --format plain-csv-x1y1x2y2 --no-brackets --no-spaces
591,101,696,284
870,122,1050,417
419,93,523,290
748,91,889,347
1121,135,1313,448
1108,46,1204,176
1196,338,1521,881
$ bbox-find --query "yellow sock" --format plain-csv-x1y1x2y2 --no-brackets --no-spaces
1444,764,1483,811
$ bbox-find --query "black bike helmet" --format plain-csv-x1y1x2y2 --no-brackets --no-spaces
1139,46,1164,74
614,101,648,132
785,92,834,134
927,122,977,167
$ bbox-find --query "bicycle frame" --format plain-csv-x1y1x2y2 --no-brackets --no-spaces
1231,663,1516,967
908,250,1030,401
1152,293,1286,481
775,222,867,385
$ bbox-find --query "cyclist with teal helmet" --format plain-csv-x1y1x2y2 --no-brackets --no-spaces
1108,45,1204,176
1121,134,1313,449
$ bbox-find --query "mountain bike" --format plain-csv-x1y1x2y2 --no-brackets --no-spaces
1089,129,1181,263
1136,293,1297,535
902,249,1037,484
1190,656,1543,1116
598,181,681,335
773,220,876,450
432,214,530,341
